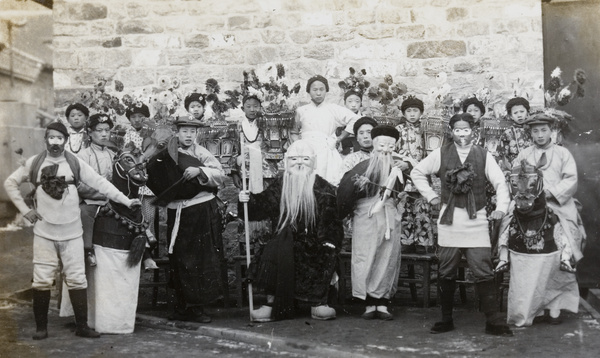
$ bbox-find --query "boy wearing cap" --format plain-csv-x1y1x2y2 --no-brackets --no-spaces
498,97,533,165
411,113,512,336
462,97,486,146
4,122,141,340
292,75,360,185
513,114,585,271
339,88,365,155
341,116,378,174
395,96,435,253
184,92,207,122
65,103,90,154
146,117,227,323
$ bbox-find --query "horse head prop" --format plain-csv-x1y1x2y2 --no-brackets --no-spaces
508,160,544,214
112,142,148,196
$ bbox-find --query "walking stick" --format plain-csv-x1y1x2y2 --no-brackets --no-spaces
240,131,255,320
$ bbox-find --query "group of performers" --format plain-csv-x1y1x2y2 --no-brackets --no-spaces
3,73,586,340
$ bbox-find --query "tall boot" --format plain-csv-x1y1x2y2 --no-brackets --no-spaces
68,289,100,338
476,279,512,337
430,279,456,333
32,289,51,340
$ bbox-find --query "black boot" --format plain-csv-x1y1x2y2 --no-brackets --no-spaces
431,279,455,334
476,280,513,337
68,289,100,338
32,289,51,340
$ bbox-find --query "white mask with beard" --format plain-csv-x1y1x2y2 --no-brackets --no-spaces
277,140,317,233
362,136,396,196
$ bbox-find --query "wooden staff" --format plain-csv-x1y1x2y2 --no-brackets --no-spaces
239,130,255,319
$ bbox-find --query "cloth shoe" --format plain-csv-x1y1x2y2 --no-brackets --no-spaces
251,305,273,322
376,306,393,321
32,289,50,340
361,306,376,320
430,320,455,334
68,289,100,338
547,314,562,325
190,307,211,323
311,305,336,320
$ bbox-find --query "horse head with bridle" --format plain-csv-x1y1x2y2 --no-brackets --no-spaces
95,142,151,267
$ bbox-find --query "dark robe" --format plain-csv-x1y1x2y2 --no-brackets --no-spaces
238,175,343,320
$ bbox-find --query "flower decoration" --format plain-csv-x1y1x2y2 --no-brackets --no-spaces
78,77,127,118
367,74,407,116
338,67,370,93
205,78,242,120
544,67,586,107
240,64,301,113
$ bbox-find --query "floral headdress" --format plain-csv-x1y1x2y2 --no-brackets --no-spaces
205,78,241,120
367,74,407,116
338,67,370,94
241,63,301,113
427,72,455,117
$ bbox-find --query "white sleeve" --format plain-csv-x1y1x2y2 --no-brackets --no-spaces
485,152,510,214
410,148,441,203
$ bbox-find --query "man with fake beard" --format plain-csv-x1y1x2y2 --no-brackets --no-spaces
411,113,512,336
338,125,408,320
238,140,343,322
4,121,141,340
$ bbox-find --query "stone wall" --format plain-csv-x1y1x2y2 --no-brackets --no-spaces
53,0,545,117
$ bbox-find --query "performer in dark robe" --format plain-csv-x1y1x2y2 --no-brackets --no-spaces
238,140,343,322
145,117,227,323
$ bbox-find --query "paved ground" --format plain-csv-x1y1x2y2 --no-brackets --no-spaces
2,219,600,357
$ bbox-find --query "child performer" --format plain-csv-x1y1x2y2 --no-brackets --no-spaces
65,103,90,154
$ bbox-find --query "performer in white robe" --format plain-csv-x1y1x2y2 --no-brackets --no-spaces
293,75,359,186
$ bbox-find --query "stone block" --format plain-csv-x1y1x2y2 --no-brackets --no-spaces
71,68,118,87
456,21,490,37
152,2,187,16
228,16,251,30
232,32,261,46
422,59,450,77
303,44,335,60
493,19,531,34
396,25,426,40
410,7,446,24
54,88,87,107
378,7,410,24
339,43,383,61
117,20,164,34
246,46,279,65
185,65,224,85
64,3,108,21
121,49,159,68
167,50,203,66
185,33,210,48
54,22,89,37
425,24,456,39
358,24,394,40
261,29,287,44
90,21,115,37
254,13,302,29
301,12,334,27
209,34,236,48
192,16,227,32
126,2,150,18
222,66,248,82
102,37,122,48
346,9,376,27
53,71,73,89
123,35,183,49
363,61,398,78
203,49,245,65
54,50,79,70
278,45,303,61
380,41,406,59
314,27,356,42
77,50,105,69
290,30,313,44
188,0,256,16
407,40,466,59
119,69,156,87
446,7,468,22
396,62,419,77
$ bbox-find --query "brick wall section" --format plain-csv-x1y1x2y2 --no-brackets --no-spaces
53,0,544,115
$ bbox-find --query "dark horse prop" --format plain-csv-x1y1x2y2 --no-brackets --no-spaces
495,160,575,273
94,144,151,267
